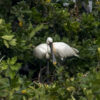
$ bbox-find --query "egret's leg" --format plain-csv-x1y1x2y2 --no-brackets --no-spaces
38,62,44,83
38,66,47,83
47,60,49,83
38,63,41,82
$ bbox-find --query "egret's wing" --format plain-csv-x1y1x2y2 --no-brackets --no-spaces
34,44,50,59
72,47,79,53
53,42,79,58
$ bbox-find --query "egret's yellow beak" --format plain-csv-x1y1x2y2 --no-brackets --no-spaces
53,61,57,65
50,43,57,65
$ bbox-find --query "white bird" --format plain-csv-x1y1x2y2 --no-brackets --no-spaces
34,37,79,63
34,37,79,82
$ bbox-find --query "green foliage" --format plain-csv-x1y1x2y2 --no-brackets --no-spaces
29,24,45,40
0,57,21,79
0,18,17,48
0,0,100,100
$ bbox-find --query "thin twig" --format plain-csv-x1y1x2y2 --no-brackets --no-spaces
0,55,5,63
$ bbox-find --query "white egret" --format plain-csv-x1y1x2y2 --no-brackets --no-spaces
34,37,79,82
34,37,79,61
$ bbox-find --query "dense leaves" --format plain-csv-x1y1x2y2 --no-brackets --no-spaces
0,0,100,100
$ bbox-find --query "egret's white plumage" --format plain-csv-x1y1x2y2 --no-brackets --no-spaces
34,43,50,59
53,42,79,59
34,37,79,60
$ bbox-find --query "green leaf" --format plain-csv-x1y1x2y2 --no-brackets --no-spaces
0,19,4,25
71,95,76,100
7,58,10,64
29,24,44,39
9,70,15,79
2,35,14,41
10,57,17,65
15,63,21,70
3,40,9,48
0,78,9,97
9,39,17,46
0,90,9,97
10,63,21,71
1,61,8,70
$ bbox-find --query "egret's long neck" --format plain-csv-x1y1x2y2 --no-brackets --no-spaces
50,44,53,52
49,43,57,64
46,43,50,54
